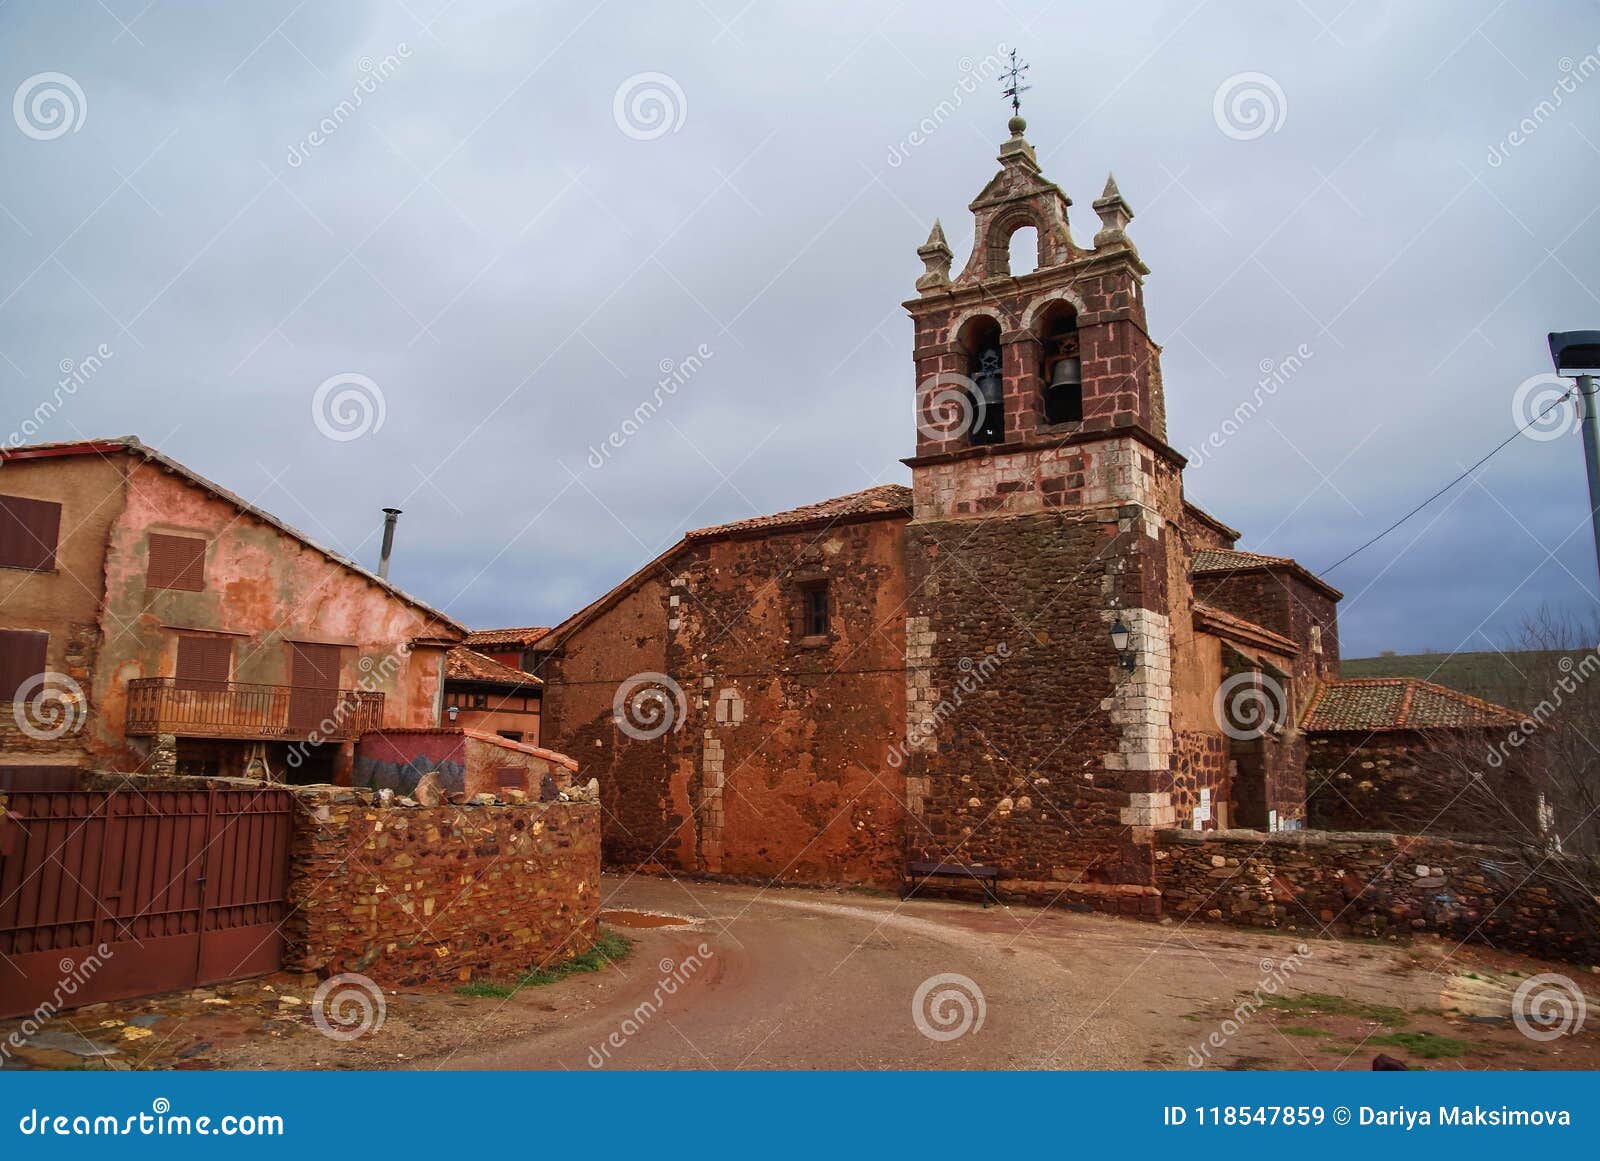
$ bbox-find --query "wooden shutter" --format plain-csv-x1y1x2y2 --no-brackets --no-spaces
147,533,207,591
288,642,343,732
495,766,526,790
0,495,62,572
0,630,49,701
175,635,231,690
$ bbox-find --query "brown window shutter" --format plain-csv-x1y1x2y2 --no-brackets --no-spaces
495,766,526,790
0,494,62,572
0,629,49,700
175,635,231,690
147,533,207,591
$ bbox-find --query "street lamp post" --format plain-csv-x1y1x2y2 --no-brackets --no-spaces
1549,331,1600,591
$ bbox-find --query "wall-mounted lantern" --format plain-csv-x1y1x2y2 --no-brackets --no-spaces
1109,615,1136,671
446,704,460,723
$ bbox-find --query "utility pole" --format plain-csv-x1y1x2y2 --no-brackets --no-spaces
1549,332,1600,590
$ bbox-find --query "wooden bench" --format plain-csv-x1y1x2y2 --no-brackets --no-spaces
900,861,1003,908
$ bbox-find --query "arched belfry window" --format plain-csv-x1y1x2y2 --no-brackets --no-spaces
1037,302,1082,425
958,316,1005,445
1008,225,1039,276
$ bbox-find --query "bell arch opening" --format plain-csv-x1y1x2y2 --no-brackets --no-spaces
1035,301,1082,425
956,315,1005,446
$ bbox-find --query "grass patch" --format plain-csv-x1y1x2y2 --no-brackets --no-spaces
1263,993,1409,1027
519,929,631,988
453,928,632,997
1279,1025,1332,1038
1368,1031,1472,1060
454,982,516,999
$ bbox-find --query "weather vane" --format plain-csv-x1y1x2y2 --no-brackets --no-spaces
1001,49,1030,117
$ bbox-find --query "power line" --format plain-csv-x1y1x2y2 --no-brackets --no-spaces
1321,388,1576,576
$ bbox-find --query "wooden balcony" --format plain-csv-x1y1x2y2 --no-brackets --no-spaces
125,677,385,742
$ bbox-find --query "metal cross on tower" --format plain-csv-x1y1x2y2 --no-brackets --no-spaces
1001,49,1031,116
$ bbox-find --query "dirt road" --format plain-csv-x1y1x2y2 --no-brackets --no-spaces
422,876,1597,1071
9,875,1593,1071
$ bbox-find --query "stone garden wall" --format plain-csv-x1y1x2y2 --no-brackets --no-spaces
284,783,601,986
1154,827,1598,964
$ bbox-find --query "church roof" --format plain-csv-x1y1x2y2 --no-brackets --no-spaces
1191,547,1343,601
534,484,913,654
688,485,912,540
444,646,542,689
1301,677,1521,732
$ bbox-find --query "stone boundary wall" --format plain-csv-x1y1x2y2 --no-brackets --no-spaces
285,784,601,986
1154,827,1598,964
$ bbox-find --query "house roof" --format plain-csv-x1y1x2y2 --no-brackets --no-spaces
1192,546,1343,602
535,484,913,654
1,436,465,634
464,626,551,650
444,646,542,689
687,484,912,540
1301,677,1522,732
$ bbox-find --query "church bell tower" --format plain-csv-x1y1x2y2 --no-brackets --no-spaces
900,108,1187,896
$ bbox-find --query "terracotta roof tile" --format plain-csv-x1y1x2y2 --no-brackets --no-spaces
688,484,912,540
1192,547,1295,572
444,646,542,688
464,626,551,649
1302,677,1520,732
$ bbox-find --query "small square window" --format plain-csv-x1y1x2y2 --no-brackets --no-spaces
801,583,829,638
0,494,62,572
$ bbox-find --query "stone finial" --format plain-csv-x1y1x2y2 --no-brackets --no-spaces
916,218,953,293
1092,172,1135,250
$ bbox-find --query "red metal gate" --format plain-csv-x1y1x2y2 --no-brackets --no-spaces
0,787,294,1019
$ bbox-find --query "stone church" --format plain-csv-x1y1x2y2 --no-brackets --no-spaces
526,117,1529,906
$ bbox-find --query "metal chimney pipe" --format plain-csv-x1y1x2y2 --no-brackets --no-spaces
377,507,402,580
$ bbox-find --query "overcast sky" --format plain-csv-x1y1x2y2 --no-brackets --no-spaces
4,1,1600,658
